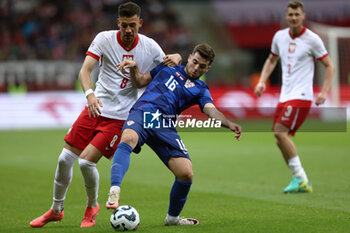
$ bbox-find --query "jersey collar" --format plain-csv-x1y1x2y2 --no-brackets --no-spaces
289,26,306,39
117,30,139,52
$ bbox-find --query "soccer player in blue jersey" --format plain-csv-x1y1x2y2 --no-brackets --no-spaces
106,43,242,226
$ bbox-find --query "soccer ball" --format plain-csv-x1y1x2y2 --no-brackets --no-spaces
110,205,140,231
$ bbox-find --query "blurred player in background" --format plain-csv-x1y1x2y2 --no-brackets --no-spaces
30,2,181,228
255,1,335,193
106,43,242,226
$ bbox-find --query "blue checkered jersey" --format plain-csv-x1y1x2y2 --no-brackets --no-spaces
132,64,213,117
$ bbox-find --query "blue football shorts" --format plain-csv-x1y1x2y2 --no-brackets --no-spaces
122,109,191,165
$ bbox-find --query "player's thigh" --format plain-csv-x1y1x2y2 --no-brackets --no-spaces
168,156,193,182
273,122,289,133
79,144,103,163
273,123,290,141
64,142,82,156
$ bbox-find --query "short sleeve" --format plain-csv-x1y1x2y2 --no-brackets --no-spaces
150,39,166,65
270,32,279,56
311,34,328,60
86,32,106,60
198,87,214,112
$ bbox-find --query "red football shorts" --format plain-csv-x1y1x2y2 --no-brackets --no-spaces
64,106,125,159
273,99,312,136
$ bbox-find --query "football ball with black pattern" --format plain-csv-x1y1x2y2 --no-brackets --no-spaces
110,205,140,231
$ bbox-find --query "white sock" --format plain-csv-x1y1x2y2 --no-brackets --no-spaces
288,155,308,182
52,148,78,213
109,185,120,193
165,214,179,224
79,158,99,208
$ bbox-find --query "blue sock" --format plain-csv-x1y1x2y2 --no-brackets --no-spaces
110,142,132,187
168,178,192,216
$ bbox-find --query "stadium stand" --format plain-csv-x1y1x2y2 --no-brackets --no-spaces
0,0,193,92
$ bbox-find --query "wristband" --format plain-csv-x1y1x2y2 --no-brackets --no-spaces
85,89,94,97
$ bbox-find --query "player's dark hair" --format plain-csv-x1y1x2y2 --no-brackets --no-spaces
118,2,141,18
192,43,215,65
287,1,304,12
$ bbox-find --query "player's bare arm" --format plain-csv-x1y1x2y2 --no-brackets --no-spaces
79,56,103,118
203,103,242,140
163,53,182,66
116,60,152,88
316,55,335,105
255,54,279,97
115,54,182,88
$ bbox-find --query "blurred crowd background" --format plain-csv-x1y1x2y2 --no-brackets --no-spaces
1,0,350,93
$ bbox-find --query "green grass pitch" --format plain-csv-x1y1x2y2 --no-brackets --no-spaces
0,123,349,233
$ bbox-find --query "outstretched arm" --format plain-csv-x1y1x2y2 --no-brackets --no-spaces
203,103,242,140
316,55,335,105
254,54,279,97
116,60,152,88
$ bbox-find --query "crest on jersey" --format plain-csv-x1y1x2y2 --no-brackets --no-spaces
175,72,184,80
121,55,134,75
89,41,95,48
123,55,134,61
184,79,195,88
127,120,135,126
288,43,296,53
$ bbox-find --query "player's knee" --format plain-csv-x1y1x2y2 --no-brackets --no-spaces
58,154,71,169
56,151,76,183
120,130,138,147
78,158,88,170
186,171,194,182
78,158,96,171
177,170,193,182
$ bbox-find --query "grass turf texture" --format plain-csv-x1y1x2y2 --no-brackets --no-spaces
0,124,349,233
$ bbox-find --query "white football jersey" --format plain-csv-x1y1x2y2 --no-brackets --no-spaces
271,27,328,102
87,30,165,120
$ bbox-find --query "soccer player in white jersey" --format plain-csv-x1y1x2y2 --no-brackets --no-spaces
254,1,335,193
29,2,181,228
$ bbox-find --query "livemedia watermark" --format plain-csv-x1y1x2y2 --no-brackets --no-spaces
143,109,222,130
141,107,347,132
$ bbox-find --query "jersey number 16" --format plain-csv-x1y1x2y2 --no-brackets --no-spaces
165,75,179,91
